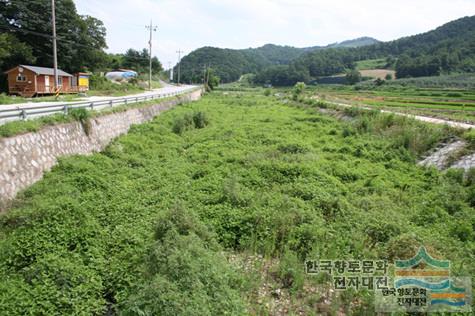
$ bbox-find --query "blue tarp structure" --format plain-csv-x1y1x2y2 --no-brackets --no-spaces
105,70,138,81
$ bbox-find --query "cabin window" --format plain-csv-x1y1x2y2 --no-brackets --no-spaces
16,73,26,82
58,76,63,86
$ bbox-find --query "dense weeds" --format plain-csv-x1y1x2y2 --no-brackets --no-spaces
0,90,473,315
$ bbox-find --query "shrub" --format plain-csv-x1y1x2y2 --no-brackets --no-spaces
192,111,209,129
342,126,354,137
346,70,362,85
277,250,304,293
386,234,424,261
450,221,473,242
264,89,271,97
172,112,209,134
463,129,475,147
292,82,306,100
316,101,328,108
89,74,143,94
172,113,193,134
374,78,385,86
465,168,475,186
120,204,245,315
365,222,401,245
69,108,92,135
277,143,309,154
466,186,475,207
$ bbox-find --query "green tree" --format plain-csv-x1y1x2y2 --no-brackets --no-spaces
205,68,220,90
0,0,107,72
346,69,362,85
0,34,35,68
292,82,306,100
122,48,162,74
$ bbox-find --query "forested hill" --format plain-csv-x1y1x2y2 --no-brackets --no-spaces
175,45,300,83
175,37,379,83
180,16,475,86
260,15,475,85
300,15,475,77
326,37,380,49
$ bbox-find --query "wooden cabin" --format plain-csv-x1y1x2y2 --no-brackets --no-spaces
4,65,74,97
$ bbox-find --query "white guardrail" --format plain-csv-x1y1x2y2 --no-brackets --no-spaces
0,86,200,125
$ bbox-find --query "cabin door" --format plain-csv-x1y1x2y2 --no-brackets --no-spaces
44,76,50,92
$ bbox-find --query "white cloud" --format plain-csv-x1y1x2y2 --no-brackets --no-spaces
74,0,475,67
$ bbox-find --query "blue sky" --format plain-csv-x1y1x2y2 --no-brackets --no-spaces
75,0,475,68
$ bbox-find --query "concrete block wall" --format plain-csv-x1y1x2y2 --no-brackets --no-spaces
0,89,202,209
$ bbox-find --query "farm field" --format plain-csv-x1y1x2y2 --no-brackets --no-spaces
355,58,389,70
0,89,473,315
359,69,395,80
313,85,475,124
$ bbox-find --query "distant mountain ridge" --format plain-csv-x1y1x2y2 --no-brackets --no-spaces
326,37,380,48
287,15,475,81
177,16,475,84
175,37,379,83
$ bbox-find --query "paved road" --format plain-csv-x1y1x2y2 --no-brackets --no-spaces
0,84,196,125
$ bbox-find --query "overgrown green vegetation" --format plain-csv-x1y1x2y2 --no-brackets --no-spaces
0,93,81,105
88,74,145,96
0,90,473,314
356,58,390,70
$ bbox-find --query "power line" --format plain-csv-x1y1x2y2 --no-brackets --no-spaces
0,24,160,62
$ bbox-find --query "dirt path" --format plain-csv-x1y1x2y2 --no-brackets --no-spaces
327,100,475,130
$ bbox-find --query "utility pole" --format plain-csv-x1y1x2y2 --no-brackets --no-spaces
176,49,184,85
168,61,172,82
206,63,211,87
146,20,157,90
51,0,58,92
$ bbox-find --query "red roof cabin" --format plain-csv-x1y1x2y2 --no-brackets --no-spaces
4,65,74,97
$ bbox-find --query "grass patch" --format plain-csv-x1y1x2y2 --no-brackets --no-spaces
356,58,389,70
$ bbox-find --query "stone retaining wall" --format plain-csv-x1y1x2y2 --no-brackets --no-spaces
0,89,202,208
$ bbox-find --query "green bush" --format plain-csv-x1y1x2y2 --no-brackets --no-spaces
192,111,209,129
463,129,475,147
465,168,475,186
172,113,193,134
89,74,143,94
277,143,309,154
69,108,92,135
277,250,304,293
120,204,245,315
172,112,209,134
292,82,306,100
